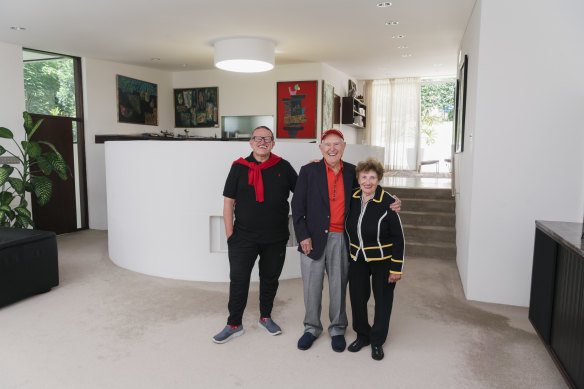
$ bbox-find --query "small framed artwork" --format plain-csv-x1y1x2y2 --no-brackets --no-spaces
348,79,357,97
322,81,334,132
117,75,158,125
276,80,318,139
454,55,468,153
174,87,219,128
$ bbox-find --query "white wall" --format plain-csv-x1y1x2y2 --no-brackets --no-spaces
83,58,173,229
0,41,25,146
322,63,364,144
454,0,482,299
83,61,357,230
105,141,384,282
172,63,357,140
172,63,321,139
456,0,584,306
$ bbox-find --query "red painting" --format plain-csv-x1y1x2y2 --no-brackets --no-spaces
276,80,317,139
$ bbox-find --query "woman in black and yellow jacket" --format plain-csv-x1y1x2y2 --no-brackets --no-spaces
345,158,404,361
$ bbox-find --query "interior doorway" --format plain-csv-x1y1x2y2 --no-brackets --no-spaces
23,49,88,234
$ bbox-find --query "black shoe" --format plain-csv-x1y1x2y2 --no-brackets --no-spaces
348,338,370,352
331,335,346,352
371,345,384,360
297,332,316,350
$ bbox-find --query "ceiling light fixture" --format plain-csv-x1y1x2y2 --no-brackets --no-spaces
10,26,26,31
214,37,275,73
392,34,406,39
401,53,412,58
385,21,399,25
150,58,161,61
398,45,408,49
377,2,392,7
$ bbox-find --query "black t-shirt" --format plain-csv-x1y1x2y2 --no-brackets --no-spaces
223,153,298,243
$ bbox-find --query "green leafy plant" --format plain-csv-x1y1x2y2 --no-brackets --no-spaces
0,112,69,228
421,128,437,146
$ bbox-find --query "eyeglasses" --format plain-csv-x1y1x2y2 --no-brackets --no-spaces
252,136,273,143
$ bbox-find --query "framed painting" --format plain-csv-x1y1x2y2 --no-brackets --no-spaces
174,87,219,128
348,79,357,97
454,55,468,153
276,80,317,139
117,75,158,125
322,81,334,132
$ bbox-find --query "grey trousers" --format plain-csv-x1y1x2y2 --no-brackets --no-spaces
300,232,349,337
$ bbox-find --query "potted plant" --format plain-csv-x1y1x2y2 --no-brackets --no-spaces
0,112,69,228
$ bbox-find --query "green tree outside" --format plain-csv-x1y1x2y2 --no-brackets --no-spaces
23,57,76,117
420,80,455,146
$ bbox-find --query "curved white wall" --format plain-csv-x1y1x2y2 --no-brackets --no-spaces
105,140,384,282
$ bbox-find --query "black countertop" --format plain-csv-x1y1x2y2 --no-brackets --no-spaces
95,134,251,144
535,220,584,257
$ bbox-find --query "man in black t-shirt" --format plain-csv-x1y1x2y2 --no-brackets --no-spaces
212,126,297,344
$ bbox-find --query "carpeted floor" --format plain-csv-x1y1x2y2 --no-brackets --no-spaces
0,230,567,389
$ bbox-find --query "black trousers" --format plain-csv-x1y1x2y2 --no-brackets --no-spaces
227,233,287,326
348,259,396,346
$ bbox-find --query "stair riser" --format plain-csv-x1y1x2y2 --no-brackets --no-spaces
403,228,456,242
384,187,453,200
403,199,455,213
399,213,455,227
406,244,457,260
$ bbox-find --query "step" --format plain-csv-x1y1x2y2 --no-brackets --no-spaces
405,241,457,260
403,224,456,242
383,186,453,200
401,198,455,213
398,210,455,227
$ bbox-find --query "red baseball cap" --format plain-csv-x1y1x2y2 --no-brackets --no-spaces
321,128,344,142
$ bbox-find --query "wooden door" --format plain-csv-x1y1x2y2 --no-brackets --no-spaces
30,114,77,234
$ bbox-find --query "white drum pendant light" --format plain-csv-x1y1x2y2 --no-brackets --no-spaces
214,38,275,73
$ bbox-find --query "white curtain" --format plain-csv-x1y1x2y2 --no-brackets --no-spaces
366,78,421,170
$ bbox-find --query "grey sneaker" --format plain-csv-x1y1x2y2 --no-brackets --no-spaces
258,318,282,335
212,325,244,344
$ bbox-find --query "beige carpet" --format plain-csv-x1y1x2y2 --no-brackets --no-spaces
0,230,566,389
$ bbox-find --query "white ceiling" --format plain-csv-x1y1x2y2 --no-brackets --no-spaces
0,0,475,79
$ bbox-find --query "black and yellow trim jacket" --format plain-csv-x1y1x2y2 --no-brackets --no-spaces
345,186,405,274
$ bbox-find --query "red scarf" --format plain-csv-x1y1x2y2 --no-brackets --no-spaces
233,153,282,202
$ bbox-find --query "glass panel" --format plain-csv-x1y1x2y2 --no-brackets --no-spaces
420,78,455,173
72,121,81,228
220,115,274,139
23,49,76,117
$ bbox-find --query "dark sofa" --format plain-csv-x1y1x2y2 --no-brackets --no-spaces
0,227,59,308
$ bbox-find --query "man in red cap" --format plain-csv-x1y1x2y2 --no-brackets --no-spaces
292,129,400,352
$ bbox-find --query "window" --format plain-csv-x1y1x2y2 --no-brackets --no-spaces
23,50,77,117
420,77,455,172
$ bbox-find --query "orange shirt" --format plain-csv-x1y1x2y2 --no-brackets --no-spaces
326,161,345,233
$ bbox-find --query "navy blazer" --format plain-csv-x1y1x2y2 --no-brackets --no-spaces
291,159,357,260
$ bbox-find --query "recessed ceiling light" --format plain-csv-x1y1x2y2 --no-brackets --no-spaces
150,58,161,61
10,26,26,31
398,45,408,49
392,34,406,39
385,21,399,25
377,2,392,7
401,53,412,58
